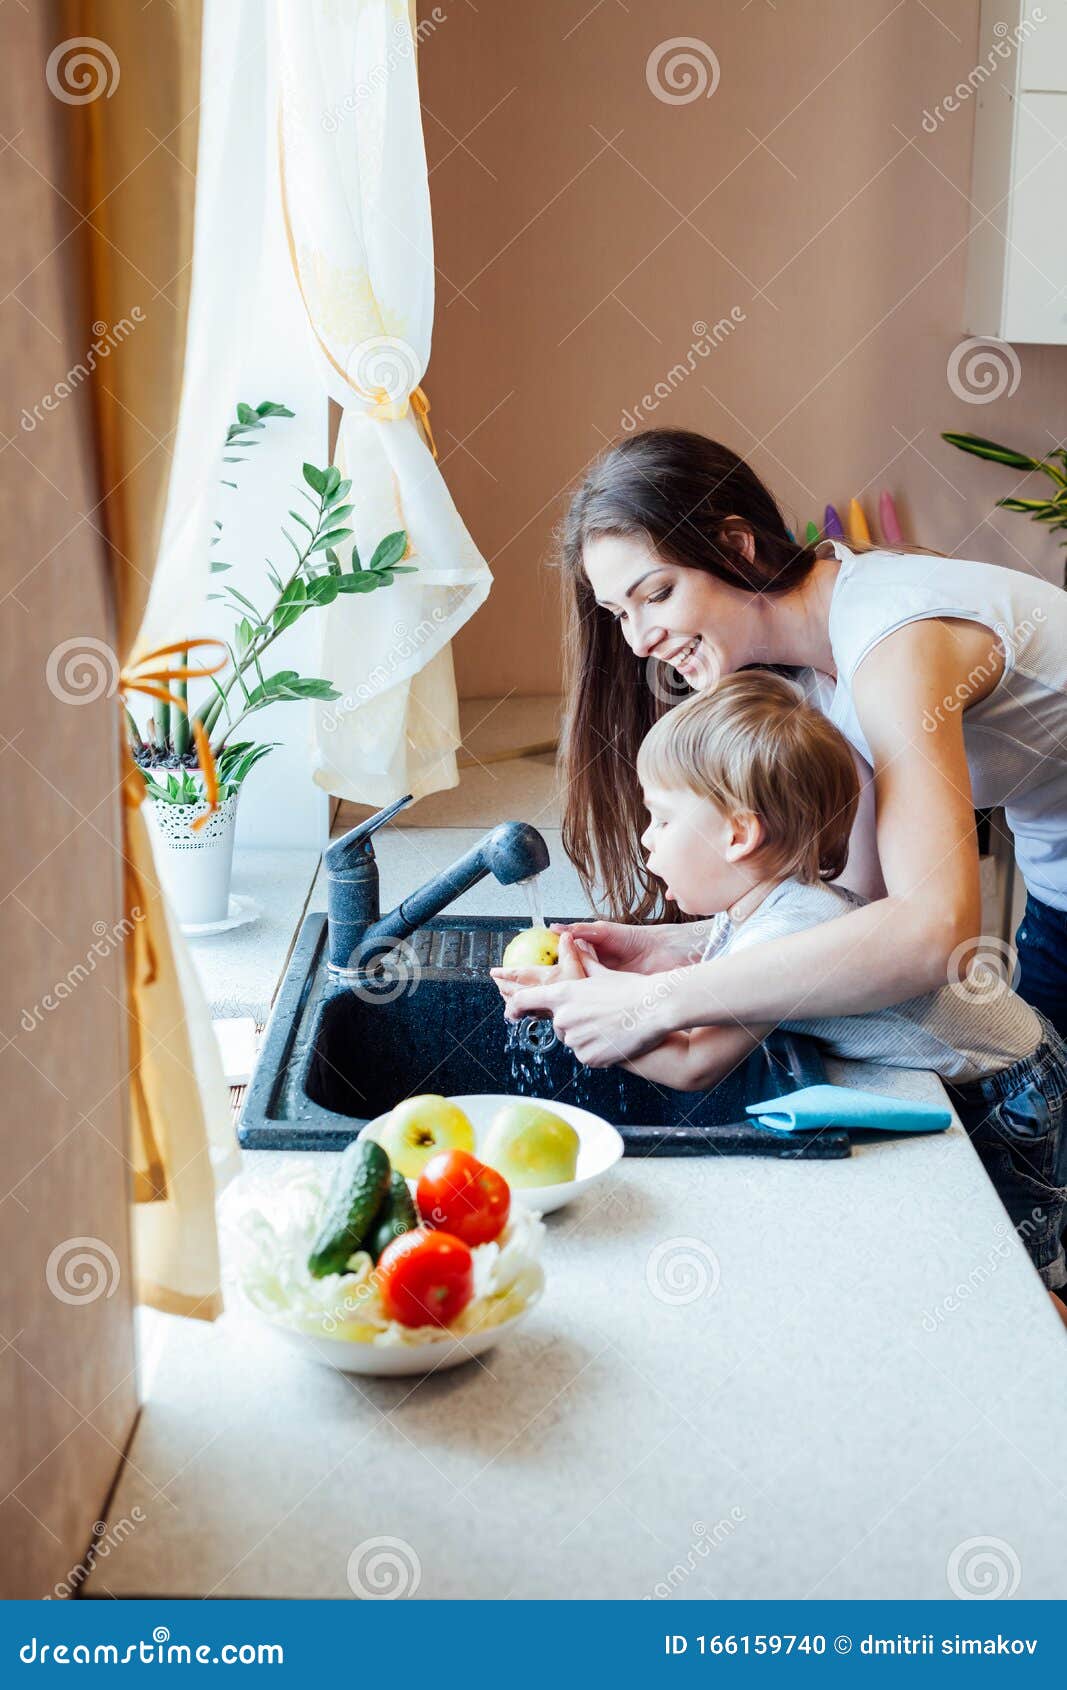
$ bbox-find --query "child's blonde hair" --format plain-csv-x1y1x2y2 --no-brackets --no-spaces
636,671,860,884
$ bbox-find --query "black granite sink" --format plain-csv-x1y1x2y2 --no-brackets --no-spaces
239,913,849,1158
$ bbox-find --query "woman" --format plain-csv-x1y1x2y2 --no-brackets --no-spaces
505,428,1067,1063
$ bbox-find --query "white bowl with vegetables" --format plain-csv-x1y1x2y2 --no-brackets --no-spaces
221,1137,545,1377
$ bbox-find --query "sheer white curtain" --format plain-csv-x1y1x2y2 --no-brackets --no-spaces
276,0,492,806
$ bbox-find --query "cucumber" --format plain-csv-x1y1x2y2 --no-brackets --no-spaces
307,1138,392,1278
366,1172,418,1263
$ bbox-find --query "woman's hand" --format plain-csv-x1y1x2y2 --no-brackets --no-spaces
504,957,679,1066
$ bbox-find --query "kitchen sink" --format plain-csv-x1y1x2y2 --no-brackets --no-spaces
239,914,849,1158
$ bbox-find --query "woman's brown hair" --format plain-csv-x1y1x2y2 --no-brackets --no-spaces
557,428,874,920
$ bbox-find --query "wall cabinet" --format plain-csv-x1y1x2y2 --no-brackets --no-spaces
964,1,1067,343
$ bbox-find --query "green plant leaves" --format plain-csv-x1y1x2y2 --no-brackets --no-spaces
244,671,340,709
334,573,383,594
369,530,408,571
215,740,278,788
271,578,310,634
943,430,1067,577
941,432,1041,470
310,527,353,552
308,576,341,606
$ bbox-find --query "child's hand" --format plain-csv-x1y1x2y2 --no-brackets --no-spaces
490,931,591,1013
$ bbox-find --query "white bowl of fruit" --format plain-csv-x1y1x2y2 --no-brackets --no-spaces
361,1092,624,1216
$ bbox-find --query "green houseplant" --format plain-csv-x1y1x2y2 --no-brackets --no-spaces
132,400,415,926
943,430,1067,586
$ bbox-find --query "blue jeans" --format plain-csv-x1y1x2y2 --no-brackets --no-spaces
1015,893,1067,1040
943,1010,1067,1290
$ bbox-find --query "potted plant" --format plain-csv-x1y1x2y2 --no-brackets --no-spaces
129,400,415,927
943,430,1067,587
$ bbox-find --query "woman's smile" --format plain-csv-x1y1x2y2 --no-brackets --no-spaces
659,634,701,673
655,631,720,689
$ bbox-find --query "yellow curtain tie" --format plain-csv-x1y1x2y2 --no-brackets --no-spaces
119,638,229,833
364,382,437,459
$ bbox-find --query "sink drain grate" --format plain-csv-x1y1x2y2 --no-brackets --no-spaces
408,923,522,974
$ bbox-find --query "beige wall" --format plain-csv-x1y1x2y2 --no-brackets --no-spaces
420,0,1067,700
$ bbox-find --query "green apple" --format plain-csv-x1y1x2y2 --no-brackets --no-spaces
482,1101,580,1189
502,926,560,968
378,1094,475,1179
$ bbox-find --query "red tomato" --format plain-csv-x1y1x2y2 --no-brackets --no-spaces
417,1149,510,1247
377,1227,474,1328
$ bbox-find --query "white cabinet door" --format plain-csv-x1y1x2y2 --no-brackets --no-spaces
1019,7,1067,91
1004,92,1067,341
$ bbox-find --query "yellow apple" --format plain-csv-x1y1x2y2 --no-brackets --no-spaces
378,1094,475,1179
502,926,560,968
482,1101,580,1188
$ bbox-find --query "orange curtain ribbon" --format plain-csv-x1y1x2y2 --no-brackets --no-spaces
119,638,229,832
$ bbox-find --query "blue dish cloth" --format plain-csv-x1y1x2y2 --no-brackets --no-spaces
746,1084,952,1135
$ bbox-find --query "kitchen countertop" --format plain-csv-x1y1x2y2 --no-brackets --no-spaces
89,828,1067,1600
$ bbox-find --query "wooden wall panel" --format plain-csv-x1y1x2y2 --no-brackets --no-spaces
0,1,138,1599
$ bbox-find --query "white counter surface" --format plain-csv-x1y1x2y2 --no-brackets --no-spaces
90,826,1067,1600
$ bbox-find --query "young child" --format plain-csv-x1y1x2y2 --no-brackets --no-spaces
494,671,1067,1307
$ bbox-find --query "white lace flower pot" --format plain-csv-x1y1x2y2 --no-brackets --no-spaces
144,789,241,927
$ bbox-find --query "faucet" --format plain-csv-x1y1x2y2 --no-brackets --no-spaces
322,794,551,971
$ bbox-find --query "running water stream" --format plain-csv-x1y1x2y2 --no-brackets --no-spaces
520,873,545,932
506,873,550,1086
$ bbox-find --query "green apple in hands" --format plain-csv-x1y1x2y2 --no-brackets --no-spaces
482,1101,580,1188
378,1094,475,1179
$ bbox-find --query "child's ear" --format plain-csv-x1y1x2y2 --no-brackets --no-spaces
724,808,764,863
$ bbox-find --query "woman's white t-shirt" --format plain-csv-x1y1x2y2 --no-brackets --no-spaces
821,540,1067,912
